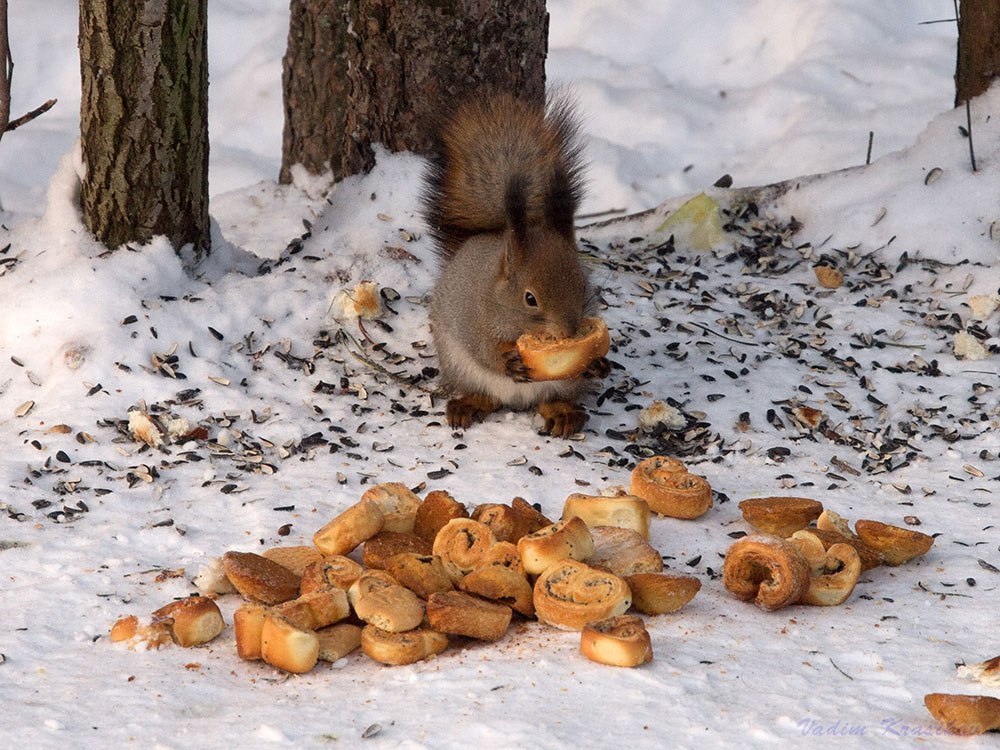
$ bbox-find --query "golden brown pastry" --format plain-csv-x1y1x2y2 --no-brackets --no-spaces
385,553,455,599
261,545,325,577
738,496,824,538
517,517,595,576
515,316,610,381
630,457,712,519
222,550,301,605
788,531,861,607
347,570,399,610
853,519,934,566
580,615,653,667
233,603,268,660
273,588,350,630
510,497,553,532
459,563,535,617
924,693,1000,735
477,541,525,574
561,492,652,539
587,525,663,577
316,623,363,662
625,573,701,615
300,555,366,594
808,527,885,571
260,615,320,674
413,489,469,545
432,518,498,578
471,503,536,544
361,624,449,666
722,535,811,611
360,482,422,534
151,596,225,647
426,591,513,641
353,584,425,633
533,559,632,630
312,498,384,556
362,531,432,570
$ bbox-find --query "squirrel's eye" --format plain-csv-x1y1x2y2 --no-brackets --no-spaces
524,291,538,307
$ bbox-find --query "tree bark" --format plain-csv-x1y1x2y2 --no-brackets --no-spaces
955,0,1000,105
1,0,12,140
280,0,347,184
79,0,210,260
340,0,548,177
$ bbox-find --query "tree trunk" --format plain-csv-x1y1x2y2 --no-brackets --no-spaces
280,0,348,184
340,0,548,177
1,0,11,140
955,0,1000,105
79,0,210,260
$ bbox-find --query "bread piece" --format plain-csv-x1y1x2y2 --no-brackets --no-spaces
432,518,498,578
738,496,824,537
853,519,934,566
362,531,431,570
459,563,535,617
353,584,425,633
517,517,594,576
261,545,325,577
580,615,653,667
587,525,663,577
630,457,712,519
273,588,350,630
533,559,631,631
152,596,225,647
233,603,268,660
316,623,363,662
722,535,811,611
300,555,366,594
478,541,525,574
222,550,301,605
386,553,455,599
313,498,384,556
426,591,512,641
562,492,652,540
412,489,469,545
361,624,449,666
625,573,701,615
471,503,535,544
516,316,610,381
788,530,862,606
260,615,320,674
360,482,422,534
958,655,1000,689
510,497,553,532
347,570,399,609
109,614,172,650
924,694,1000,735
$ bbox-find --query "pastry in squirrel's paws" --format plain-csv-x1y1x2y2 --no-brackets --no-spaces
424,93,599,437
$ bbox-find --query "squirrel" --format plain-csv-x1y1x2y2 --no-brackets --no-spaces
421,92,608,437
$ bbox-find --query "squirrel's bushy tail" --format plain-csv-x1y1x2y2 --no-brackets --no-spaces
421,92,586,258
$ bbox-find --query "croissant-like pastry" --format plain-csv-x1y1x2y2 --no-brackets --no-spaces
630,456,711,519
722,535,811,611
580,614,652,668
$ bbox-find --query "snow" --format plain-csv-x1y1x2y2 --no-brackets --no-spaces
1,1,998,749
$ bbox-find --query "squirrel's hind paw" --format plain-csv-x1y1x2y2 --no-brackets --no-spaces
446,395,501,429
537,400,587,438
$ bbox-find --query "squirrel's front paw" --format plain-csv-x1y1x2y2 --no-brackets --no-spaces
581,356,612,380
503,349,534,383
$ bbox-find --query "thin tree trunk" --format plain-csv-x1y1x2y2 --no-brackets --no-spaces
340,0,548,177
79,0,210,260
955,0,1000,105
1,0,12,140
280,0,347,184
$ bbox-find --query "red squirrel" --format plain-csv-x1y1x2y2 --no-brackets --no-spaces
422,93,606,437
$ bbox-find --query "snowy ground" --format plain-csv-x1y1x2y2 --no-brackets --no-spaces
2,2,998,749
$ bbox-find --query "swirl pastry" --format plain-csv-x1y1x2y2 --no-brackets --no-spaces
533,559,632,630
432,518,498,578
722,535,811,611
517,517,594,576
630,457,712,519
788,531,861,607
580,615,653,668
459,562,535,617
300,555,366,594
361,624,449,666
